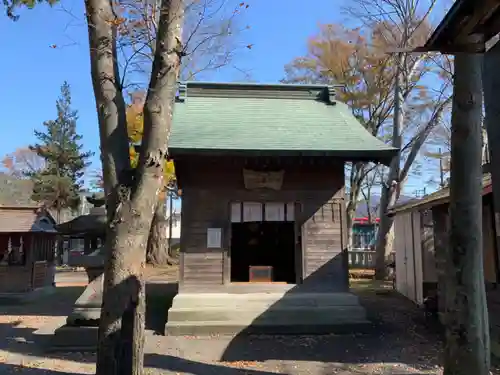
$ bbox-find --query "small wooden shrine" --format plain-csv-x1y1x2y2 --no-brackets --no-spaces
0,205,57,293
165,82,398,335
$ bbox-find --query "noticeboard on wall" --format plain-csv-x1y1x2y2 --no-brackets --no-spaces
207,228,222,248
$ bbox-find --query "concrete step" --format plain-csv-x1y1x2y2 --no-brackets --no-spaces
165,292,371,336
168,305,367,323
170,292,361,309
165,319,373,336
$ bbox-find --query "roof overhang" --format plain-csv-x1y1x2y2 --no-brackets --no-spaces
389,0,500,54
55,214,107,236
388,181,493,216
169,148,398,166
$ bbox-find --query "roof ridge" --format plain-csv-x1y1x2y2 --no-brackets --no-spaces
178,81,341,103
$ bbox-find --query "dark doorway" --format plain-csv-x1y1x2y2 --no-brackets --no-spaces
230,221,296,283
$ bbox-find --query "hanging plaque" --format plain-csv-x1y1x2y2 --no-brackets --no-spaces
243,169,284,190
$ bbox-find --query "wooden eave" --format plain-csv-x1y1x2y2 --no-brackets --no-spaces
169,148,397,166
390,0,500,54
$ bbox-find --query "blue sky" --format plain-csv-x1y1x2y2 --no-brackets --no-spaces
0,0,446,199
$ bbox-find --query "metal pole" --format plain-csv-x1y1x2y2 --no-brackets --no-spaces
168,189,173,255
439,148,445,188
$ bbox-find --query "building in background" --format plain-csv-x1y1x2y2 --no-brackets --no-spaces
167,211,181,247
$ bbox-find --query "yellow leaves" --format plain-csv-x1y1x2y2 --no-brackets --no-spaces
126,94,145,144
126,93,176,191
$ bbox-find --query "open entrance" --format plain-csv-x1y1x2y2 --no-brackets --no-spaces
230,202,298,284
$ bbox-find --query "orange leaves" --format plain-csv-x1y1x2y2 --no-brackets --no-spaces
106,17,126,26
286,23,396,113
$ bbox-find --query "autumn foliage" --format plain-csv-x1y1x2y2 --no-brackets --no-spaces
127,93,176,199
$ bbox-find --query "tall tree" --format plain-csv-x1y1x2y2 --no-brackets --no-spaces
284,24,396,248
283,22,451,254
344,0,455,279
29,81,93,222
5,1,249,371
116,1,248,268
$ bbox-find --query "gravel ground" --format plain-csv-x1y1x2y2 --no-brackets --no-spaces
0,278,496,375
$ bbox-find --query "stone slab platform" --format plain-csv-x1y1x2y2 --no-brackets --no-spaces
165,292,373,336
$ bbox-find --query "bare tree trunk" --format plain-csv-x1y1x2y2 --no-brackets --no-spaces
168,190,174,258
444,50,489,375
346,163,364,250
146,196,175,266
374,183,399,277
346,200,356,250
84,0,184,373
374,54,403,280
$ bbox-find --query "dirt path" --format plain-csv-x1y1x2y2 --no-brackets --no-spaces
0,278,494,374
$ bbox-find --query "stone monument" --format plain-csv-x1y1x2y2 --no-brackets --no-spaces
49,195,107,349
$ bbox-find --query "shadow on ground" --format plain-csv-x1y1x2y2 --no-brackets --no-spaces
0,283,446,375
0,363,76,375
146,282,177,333
2,279,498,375
0,282,176,333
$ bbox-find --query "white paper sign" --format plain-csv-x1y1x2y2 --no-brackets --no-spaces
231,202,241,223
286,202,295,221
265,203,285,221
207,228,222,248
243,202,262,222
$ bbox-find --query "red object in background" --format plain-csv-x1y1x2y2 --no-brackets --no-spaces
69,249,83,257
353,217,380,224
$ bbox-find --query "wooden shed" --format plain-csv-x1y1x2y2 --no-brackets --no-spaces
0,205,58,293
388,173,498,305
165,82,397,335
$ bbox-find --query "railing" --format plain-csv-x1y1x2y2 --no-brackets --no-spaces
348,250,395,269
348,249,376,269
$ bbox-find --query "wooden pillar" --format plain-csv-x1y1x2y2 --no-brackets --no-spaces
483,41,500,280
446,47,490,374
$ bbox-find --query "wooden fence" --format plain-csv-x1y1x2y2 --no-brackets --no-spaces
348,249,395,269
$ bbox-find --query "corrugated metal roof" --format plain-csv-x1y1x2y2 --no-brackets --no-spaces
388,173,492,216
168,82,397,163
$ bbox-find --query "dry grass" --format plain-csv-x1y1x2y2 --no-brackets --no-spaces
348,268,375,279
349,278,394,292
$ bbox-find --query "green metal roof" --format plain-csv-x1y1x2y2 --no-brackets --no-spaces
169,82,397,164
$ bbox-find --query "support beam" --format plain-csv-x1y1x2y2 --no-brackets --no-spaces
482,41,500,282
